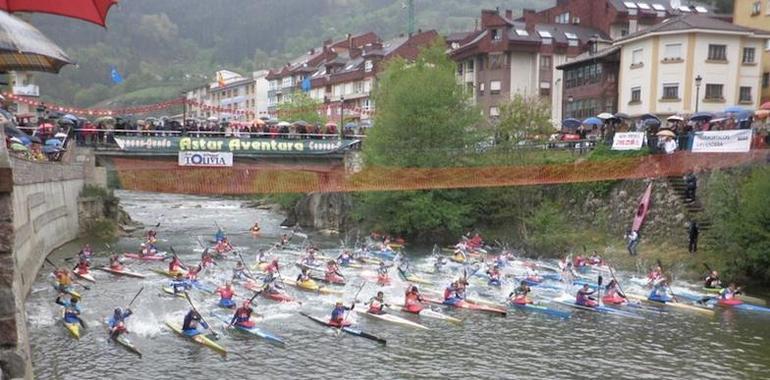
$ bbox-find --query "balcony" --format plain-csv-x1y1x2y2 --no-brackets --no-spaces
13,84,39,97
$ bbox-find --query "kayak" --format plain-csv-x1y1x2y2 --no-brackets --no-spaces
164,320,227,356
423,296,507,316
211,312,284,346
338,261,364,269
74,270,96,283
161,286,186,298
397,269,432,285
299,312,387,345
509,302,572,319
396,303,463,323
355,309,429,330
151,268,188,278
123,252,167,261
52,283,81,298
62,309,80,339
632,182,653,231
311,273,346,286
552,296,643,319
105,319,141,357
720,301,770,313
449,254,467,264
627,294,714,315
97,266,146,279
218,298,236,309
263,289,295,303
287,280,344,296
190,280,216,294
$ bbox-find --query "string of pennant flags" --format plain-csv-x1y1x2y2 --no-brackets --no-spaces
4,92,376,119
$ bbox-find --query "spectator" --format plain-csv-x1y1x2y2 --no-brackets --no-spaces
688,220,699,255
684,172,697,202
625,229,640,256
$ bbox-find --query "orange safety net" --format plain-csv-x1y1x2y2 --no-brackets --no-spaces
111,150,769,195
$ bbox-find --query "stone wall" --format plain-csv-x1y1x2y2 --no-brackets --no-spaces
0,128,88,380
294,192,354,234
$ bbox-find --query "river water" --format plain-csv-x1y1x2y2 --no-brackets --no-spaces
27,191,770,379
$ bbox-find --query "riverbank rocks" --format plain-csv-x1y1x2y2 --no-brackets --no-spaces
294,192,353,233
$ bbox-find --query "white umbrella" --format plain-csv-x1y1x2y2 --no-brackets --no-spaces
277,121,291,127
54,132,67,138
596,112,614,120
207,116,218,122
667,115,684,122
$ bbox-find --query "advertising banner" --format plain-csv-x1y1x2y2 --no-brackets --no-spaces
114,136,359,155
178,151,233,167
611,132,645,150
691,130,752,153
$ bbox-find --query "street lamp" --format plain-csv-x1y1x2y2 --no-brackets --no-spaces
694,75,702,112
339,95,344,139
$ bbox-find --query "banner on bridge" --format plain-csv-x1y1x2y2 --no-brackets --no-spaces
178,151,233,167
611,132,645,151
113,136,359,155
691,130,752,153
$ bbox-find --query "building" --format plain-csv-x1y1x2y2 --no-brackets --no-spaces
265,30,437,122
252,70,270,117
615,14,770,116
184,69,270,122
448,9,608,122
8,71,39,117
556,41,621,119
733,0,770,103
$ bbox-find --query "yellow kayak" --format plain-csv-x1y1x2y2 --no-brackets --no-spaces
288,280,344,295
151,268,188,278
397,269,433,285
165,321,226,356
449,254,466,264
161,287,186,298
62,309,80,339
627,294,714,315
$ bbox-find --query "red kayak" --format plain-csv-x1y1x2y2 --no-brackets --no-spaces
423,296,507,316
262,291,295,303
123,252,167,261
718,298,743,307
632,183,653,232
602,295,626,305
97,266,146,279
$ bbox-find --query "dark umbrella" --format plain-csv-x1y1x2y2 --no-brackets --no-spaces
0,0,118,27
689,112,713,122
344,122,358,129
613,112,630,120
0,10,72,73
643,118,661,126
562,118,581,129
293,120,309,127
639,113,661,122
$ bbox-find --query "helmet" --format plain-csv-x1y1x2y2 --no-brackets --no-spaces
335,301,343,306
114,307,122,315
71,294,81,302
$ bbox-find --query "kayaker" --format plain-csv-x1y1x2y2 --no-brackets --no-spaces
494,253,508,268
576,284,598,307
719,283,742,301
377,262,391,284
509,281,532,304
201,250,216,268
215,228,226,243
588,251,603,265
487,265,502,286
337,250,353,267
168,255,185,274
265,258,280,274
109,254,123,271
79,244,93,260
216,282,236,308
434,255,447,272
468,233,483,249
325,260,344,282
647,265,664,287
649,279,674,302
452,249,467,263
53,267,74,293
404,285,424,313
573,256,587,268
73,257,91,275
296,268,312,283
147,229,157,241
230,300,256,328
256,249,269,265
232,261,249,281
279,233,289,247
366,291,389,315
186,264,202,281
329,301,353,327
704,271,721,289
182,309,209,336
250,222,261,234
170,273,192,295
443,281,461,303
263,273,284,294
55,294,83,326
525,267,541,283
301,250,317,267
215,238,233,254
108,307,133,339
604,279,626,300
138,243,149,257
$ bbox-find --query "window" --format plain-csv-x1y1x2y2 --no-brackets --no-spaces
631,49,644,66
652,3,666,11
489,107,500,117
540,55,552,70
539,88,551,97
555,12,570,24
479,82,485,95
565,32,578,46
664,43,682,60
467,60,474,72
488,53,506,69
763,72,769,88
364,60,373,72
515,29,529,36
637,2,651,10
631,87,641,102
491,29,501,41
662,83,679,99
490,80,502,94
708,45,727,61
743,48,756,64
362,98,373,111
537,30,552,38
739,86,752,102
705,84,723,100
752,1,761,15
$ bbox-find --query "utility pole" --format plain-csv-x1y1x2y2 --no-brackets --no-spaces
406,0,415,35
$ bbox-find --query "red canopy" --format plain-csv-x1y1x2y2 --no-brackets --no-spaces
0,0,118,27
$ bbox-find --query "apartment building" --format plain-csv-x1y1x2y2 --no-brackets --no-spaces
733,0,770,103
184,69,270,122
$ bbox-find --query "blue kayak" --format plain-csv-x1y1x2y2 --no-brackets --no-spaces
211,312,285,346
509,302,571,319
218,298,236,309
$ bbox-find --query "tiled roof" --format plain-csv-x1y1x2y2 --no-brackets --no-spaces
615,14,770,43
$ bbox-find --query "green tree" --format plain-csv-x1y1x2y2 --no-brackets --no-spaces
495,94,554,145
364,38,482,168
276,92,325,124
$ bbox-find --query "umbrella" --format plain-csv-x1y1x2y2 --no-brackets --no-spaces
596,112,614,120
562,118,581,129
266,119,279,125
54,132,67,138
755,110,769,120
656,130,676,137
667,115,684,122
277,121,291,127
582,117,602,126
253,118,266,126
3,124,26,138
0,10,72,73
0,0,118,27
293,120,309,127
760,102,770,111
689,112,713,122
613,112,630,120
45,138,62,146
324,122,338,128
206,116,218,122
724,106,747,114
644,118,661,126
42,145,61,153
9,142,27,151
709,117,727,124
639,113,660,122
62,114,78,122
736,111,753,122
344,122,358,129
57,118,75,126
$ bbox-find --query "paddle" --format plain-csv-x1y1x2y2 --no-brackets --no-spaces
169,246,188,271
227,288,263,328
236,250,257,281
597,275,603,306
607,264,627,300
127,287,144,308
183,291,218,340
337,281,367,336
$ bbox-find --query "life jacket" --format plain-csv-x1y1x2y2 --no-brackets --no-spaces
234,306,252,322
443,287,454,300
169,259,182,272
331,307,346,322
75,262,90,273
56,272,72,286
218,287,234,300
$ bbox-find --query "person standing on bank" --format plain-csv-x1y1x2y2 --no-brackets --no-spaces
688,220,699,255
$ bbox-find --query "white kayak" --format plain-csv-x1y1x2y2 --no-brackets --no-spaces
355,309,429,330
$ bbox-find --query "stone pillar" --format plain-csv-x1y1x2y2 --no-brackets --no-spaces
344,150,364,175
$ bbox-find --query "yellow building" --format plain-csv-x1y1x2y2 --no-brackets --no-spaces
734,0,770,103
